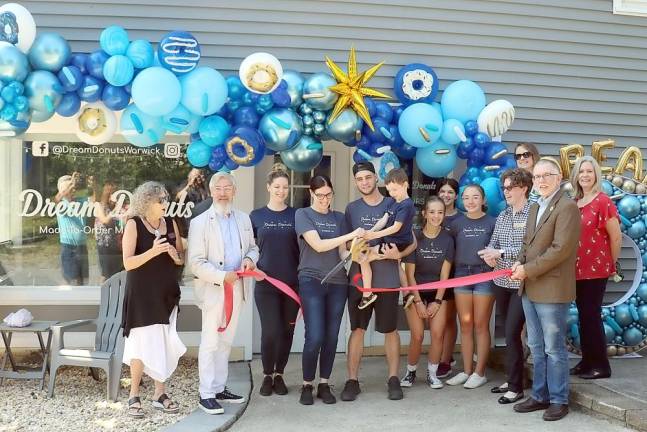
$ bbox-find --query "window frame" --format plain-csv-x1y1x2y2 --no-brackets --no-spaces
613,0,647,17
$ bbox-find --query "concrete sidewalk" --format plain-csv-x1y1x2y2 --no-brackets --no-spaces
230,354,631,432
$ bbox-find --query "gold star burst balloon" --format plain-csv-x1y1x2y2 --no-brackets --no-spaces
325,47,390,131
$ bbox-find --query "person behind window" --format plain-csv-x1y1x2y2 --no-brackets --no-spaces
121,181,186,418
94,180,125,282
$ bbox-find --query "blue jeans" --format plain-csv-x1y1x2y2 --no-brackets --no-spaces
522,294,569,405
299,276,347,382
454,264,494,296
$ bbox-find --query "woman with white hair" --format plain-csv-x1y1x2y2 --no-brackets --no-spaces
121,181,186,418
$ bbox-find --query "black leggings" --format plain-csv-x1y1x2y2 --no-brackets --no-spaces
495,285,525,393
254,280,300,375
576,278,610,372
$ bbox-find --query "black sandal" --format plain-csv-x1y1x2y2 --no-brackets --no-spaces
127,396,145,418
152,393,180,413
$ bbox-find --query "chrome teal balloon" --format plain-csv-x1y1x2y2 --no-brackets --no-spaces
326,108,362,143
614,304,633,328
24,70,63,113
601,180,614,197
303,73,337,111
637,283,647,302
628,220,646,239
623,327,643,346
259,107,303,152
638,304,647,327
282,69,305,108
603,322,616,344
28,32,71,72
618,195,641,219
0,43,29,82
280,135,323,172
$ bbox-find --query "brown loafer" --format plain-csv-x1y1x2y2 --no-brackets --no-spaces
543,404,569,421
513,397,550,413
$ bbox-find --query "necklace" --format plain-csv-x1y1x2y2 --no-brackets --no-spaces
144,217,162,238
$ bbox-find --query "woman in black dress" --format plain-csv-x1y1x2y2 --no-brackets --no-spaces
121,181,186,418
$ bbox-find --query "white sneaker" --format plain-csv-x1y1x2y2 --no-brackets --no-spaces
463,373,488,389
446,372,470,386
426,371,444,389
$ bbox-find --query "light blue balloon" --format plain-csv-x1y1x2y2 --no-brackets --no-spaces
618,195,641,219
601,180,614,197
623,327,643,347
185,112,203,134
326,108,363,143
628,220,646,239
120,103,165,147
0,43,29,82
480,177,504,217
280,135,323,172
31,108,54,122
637,283,647,302
180,67,228,116
100,26,130,56
615,304,633,328
102,55,134,87
131,67,181,116
415,140,457,178
282,69,305,108
0,110,30,135
28,33,71,72
303,73,338,111
440,80,486,123
24,70,63,113
199,115,230,147
603,323,616,344
126,39,154,69
637,304,647,327
441,118,466,145
398,103,443,148
162,104,193,134
259,107,303,152
187,139,211,167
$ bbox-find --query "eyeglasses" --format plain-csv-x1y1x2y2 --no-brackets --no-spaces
313,192,333,200
532,173,559,181
158,196,169,204
501,185,519,192
213,186,234,193
515,151,532,160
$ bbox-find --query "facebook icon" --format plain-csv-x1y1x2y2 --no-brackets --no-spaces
32,141,49,157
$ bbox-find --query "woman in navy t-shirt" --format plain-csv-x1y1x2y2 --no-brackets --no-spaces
250,164,300,398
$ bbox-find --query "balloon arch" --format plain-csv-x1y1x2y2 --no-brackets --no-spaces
1,2,646,355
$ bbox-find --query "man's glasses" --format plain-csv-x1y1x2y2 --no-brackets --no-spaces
213,186,234,193
515,151,532,160
532,173,559,181
313,192,333,200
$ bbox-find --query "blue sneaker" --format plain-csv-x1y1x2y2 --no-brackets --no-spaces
199,397,224,415
215,387,246,404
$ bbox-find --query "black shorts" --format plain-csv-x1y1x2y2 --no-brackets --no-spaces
377,241,408,254
419,288,454,303
347,263,399,334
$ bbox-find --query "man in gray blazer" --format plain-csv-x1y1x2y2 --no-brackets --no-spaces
188,172,259,415
511,157,581,421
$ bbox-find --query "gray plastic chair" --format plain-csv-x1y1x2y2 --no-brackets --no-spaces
47,271,127,401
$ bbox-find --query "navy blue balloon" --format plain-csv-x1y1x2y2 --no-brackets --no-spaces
393,106,405,122
456,143,470,159
233,106,260,128
101,84,130,111
270,85,291,107
210,144,228,163
355,136,371,152
464,120,478,137
364,97,376,117
224,158,239,171
374,102,393,123
69,53,88,74
57,65,83,92
473,132,491,149
157,31,201,75
393,63,439,106
56,92,80,117
208,158,224,172
86,50,110,80
368,141,384,157
457,138,475,159
363,118,390,143
484,142,507,165
392,140,417,160
467,156,482,168
77,75,104,102
353,150,370,163
458,173,471,187
469,147,485,163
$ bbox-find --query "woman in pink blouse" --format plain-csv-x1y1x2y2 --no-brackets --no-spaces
569,156,622,379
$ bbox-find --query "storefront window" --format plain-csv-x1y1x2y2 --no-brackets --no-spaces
273,154,332,209
0,139,197,287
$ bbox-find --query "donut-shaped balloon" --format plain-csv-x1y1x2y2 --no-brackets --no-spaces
157,30,201,75
394,63,438,106
225,126,265,166
373,151,400,182
239,52,283,94
75,102,116,145
477,99,515,138
0,3,36,53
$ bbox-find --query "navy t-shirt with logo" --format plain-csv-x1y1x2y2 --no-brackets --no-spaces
449,214,496,267
404,229,455,284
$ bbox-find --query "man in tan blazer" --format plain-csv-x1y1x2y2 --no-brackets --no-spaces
510,157,581,422
188,172,259,415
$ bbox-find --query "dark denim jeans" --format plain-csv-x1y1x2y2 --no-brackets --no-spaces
299,276,347,382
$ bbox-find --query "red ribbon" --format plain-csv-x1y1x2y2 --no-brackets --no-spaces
351,269,512,293
218,270,302,332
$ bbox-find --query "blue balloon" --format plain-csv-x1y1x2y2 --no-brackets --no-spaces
481,177,504,216
224,158,239,171
484,142,508,166
365,97,377,117
101,84,130,111
126,39,154,69
374,102,393,123
210,145,229,163
0,43,29,82
120,103,165,147
13,95,28,112
473,132,491,149
24,70,63,113
180,67,228,116
161,104,193,134
353,149,370,163
638,304,647,327
0,108,30,135
601,180,614,197
628,221,646,239
208,158,225,172
28,33,71,72
233,105,260,128
603,323,616,344
280,135,324,172
441,118,466,145
457,138,474,159
69,53,88,74
615,304,633,328
259,107,303,152
257,94,274,111
464,120,479,137
281,70,305,108
415,140,457,178
226,76,246,101
327,108,363,143
102,55,134,87
199,115,230,147
224,126,266,167
86,50,110,80
31,108,54,122
76,74,104,102
56,92,81,117
469,147,485,165
393,63,439,106
57,65,83,92
618,195,641,219
158,31,201,75
363,118,391,144
303,73,338,111
391,139,417,160
187,139,211,167
269,86,290,108
440,80,486,123
623,327,643,347
0,104,17,122
100,26,129,56
398,103,443,148
132,67,181,116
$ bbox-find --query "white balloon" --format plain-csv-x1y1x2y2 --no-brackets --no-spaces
75,102,116,145
0,3,37,53
477,99,515,139
239,52,283,94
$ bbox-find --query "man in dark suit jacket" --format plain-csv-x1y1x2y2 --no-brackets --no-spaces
510,157,581,422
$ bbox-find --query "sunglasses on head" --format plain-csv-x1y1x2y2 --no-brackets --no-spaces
515,151,532,160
